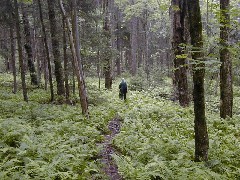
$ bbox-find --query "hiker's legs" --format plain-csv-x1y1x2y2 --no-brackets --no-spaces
119,91,122,99
123,93,126,100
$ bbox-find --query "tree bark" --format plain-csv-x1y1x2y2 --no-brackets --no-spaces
47,0,65,97
220,0,232,118
187,0,209,162
103,0,112,89
22,4,38,86
71,0,89,114
9,11,17,94
171,0,190,107
37,0,54,101
14,0,28,102
32,6,41,85
42,39,48,91
62,16,70,101
144,11,150,81
59,0,89,115
116,11,121,76
130,16,138,76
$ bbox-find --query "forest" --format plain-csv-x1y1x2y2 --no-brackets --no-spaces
0,0,239,179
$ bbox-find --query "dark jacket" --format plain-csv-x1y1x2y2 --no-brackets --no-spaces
119,80,127,93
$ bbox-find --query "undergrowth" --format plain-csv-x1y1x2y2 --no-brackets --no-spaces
111,79,240,180
0,74,112,179
0,74,239,179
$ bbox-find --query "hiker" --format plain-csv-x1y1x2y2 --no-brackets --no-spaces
119,78,127,100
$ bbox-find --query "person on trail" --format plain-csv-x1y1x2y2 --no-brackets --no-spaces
119,78,128,100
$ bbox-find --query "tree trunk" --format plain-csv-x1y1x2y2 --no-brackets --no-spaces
171,0,190,107
94,22,101,89
71,0,89,114
62,16,70,101
220,0,232,118
187,0,209,162
144,11,150,81
59,0,89,115
42,39,48,91
103,0,112,89
38,0,54,101
14,0,28,102
116,12,121,76
22,4,38,86
47,0,65,97
130,16,138,76
32,7,41,85
9,12,17,94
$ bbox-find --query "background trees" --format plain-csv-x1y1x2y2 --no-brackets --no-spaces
0,0,238,162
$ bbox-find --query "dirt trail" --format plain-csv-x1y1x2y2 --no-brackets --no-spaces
100,117,122,180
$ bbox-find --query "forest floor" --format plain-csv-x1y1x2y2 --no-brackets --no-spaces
1,75,239,179
99,117,122,180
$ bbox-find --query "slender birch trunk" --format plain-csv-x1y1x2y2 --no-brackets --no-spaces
59,0,89,116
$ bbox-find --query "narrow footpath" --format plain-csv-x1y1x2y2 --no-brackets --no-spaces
100,117,122,180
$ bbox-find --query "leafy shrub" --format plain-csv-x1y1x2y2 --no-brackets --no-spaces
0,75,239,179
112,87,239,180
128,76,145,91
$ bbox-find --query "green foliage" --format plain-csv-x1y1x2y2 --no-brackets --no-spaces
0,76,115,179
115,0,171,39
0,108,104,179
111,82,240,179
127,67,168,92
129,76,145,91
0,74,239,179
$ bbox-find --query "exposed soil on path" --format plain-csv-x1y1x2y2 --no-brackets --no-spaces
100,117,122,180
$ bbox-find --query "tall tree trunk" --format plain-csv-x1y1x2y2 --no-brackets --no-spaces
47,0,65,97
37,0,54,101
71,0,89,114
22,4,38,85
9,12,17,94
35,41,41,85
32,6,41,85
144,11,150,81
62,16,70,101
187,0,209,162
220,0,232,118
171,0,190,107
103,0,112,89
95,23,101,89
59,0,89,115
116,11,121,76
42,39,48,91
130,16,138,76
14,0,28,102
